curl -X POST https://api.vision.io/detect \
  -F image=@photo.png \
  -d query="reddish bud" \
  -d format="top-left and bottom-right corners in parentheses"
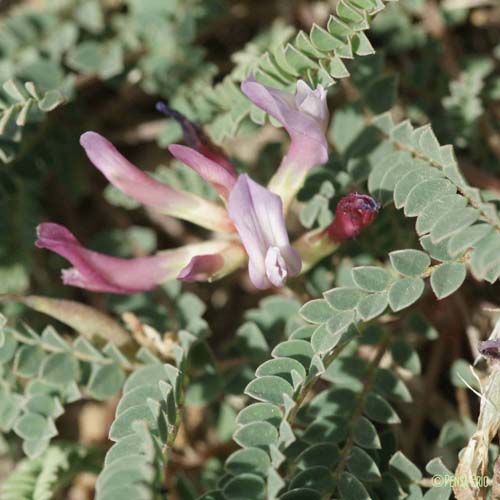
top-left (328, 193), bottom-right (380, 242)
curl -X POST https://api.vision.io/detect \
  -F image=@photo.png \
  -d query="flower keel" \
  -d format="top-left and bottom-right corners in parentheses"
top-left (228, 175), bottom-right (301, 289)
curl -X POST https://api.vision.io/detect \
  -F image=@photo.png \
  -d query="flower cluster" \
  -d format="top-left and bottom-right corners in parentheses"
top-left (36, 78), bottom-right (379, 293)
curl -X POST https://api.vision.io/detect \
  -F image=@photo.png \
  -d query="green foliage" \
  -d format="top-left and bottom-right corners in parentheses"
top-left (0, 79), bottom-right (65, 163)
top-left (0, 0), bottom-right (224, 165)
top-left (368, 113), bottom-right (500, 283)
top-left (2, 444), bottom-right (99, 500)
top-left (203, 251), bottom-right (473, 498)
top-left (0, 0), bottom-right (499, 498)
top-left (183, 0), bottom-right (397, 142)
top-left (0, 319), bottom-right (126, 458)
top-left (442, 58), bottom-right (495, 149)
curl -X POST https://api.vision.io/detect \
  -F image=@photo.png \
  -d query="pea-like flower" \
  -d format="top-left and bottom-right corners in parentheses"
top-left (228, 175), bottom-right (301, 289)
top-left (79, 132), bottom-right (234, 232)
top-left (36, 223), bottom-right (244, 293)
top-left (241, 76), bottom-right (329, 212)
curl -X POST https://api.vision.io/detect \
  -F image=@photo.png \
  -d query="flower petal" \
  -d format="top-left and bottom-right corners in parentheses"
top-left (169, 144), bottom-right (237, 200)
top-left (177, 242), bottom-right (247, 283)
top-left (36, 223), bottom-right (167, 293)
top-left (36, 223), bottom-right (236, 294)
top-left (265, 246), bottom-right (288, 287)
top-left (80, 132), bottom-right (233, 232)
top-left (227, 175), bottom-right (301, 289)
top-left (241, 76), bottom-right (328, 163)
top-left (177, 255), bottom-right (224, 282)
top-left (241, 77), bottom-right (329, 213)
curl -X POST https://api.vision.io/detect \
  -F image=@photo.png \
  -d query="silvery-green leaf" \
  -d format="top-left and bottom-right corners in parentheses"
top-left (389, 451), bottom-right (423, 481)
top-left (388, 277), bottom-right (425, 312)
top-left (324, 287), bottom-right (365, 310)
top-left (352, 416), bottom-right (381, 449)
top-left (352, 266), bottom-right (391, 292)
top-left (357, 292), bottom-right (388, 321)
top-left (430, 262), bottom-right (466, 299)
top-left (299, 299), bottom-right (334, 323)
top-left (271, 340), bottom-right (314, 369)
top-left (245, 376), bottom-right (294, 405)
top-left (256, 358), bottom-right (306, 386)
top-left (346, 446), bottom-right (381, 481)
top-left (389, 250), bottom-right (430, 277)
top-left (225, 447), bottom-right (271, 477)
top-left (363, 393), bottom-right (400, 424)
top-left (237, 403), bottom-right (282, 428)
top-left (337, 472), bottom-right (370, 500)
top-left (233, 421), bottom-right (279, 449)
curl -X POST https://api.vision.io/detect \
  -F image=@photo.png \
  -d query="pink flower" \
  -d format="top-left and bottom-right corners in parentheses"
top-left (227, 175), bottom-right (301, 289)
top-left (168, 145), bottom-right (236, 200)
top-left (156, 102), bottom-right (236, 176)
top-left (36, 223), bottom-right (244, 294)
top-left (41, 125), bottom-right (300, 292)
top-left (37, 91), bottom-right (372, 295)
top-left (241, 77), bottom-right (329, 212)
top-left (80, 132), bottom-right (234, 233)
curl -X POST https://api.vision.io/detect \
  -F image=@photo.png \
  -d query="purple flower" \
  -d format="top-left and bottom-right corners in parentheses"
top-left (228, 174), bottom-right (301, 289)
top-left (40, 126), bottom-right (303, 293)
top-left (241, 77), bottom-right (329, 211)
top-left (328, 193), bottom-right (380, 242)
top-left (80, 132), bottom-right (234, 233)
top-left (36, 223), bottom-right (244, 293)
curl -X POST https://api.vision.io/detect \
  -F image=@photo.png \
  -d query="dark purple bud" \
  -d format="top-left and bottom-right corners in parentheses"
top-left (156, 101), bottom-right (235, 175)
top-left (328, 193), bottom-right (380, 242)
top-left (156, 101), bottom-right (203, 149)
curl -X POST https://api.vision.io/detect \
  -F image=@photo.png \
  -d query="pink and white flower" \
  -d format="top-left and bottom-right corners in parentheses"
top-left (80, 132), bottom-right (234, 233)
top-left (228, 175), bottom-right (301, 289)
top-left (36, 223), bottom-right (244, 294)
top-left (241, 77), bottom-right (329, 212)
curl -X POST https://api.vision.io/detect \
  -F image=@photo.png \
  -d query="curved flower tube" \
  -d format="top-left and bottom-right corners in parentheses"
top-left (228, 174), bottom-right (301, 289)
top-left (36, 223), bottom-right (244, 294)
top-left (241, 76), bottom-right (329, 212)
top-left (80, 132), bottom-right (234, 233)
top-left (168, 144), bottom-right (237, 201)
